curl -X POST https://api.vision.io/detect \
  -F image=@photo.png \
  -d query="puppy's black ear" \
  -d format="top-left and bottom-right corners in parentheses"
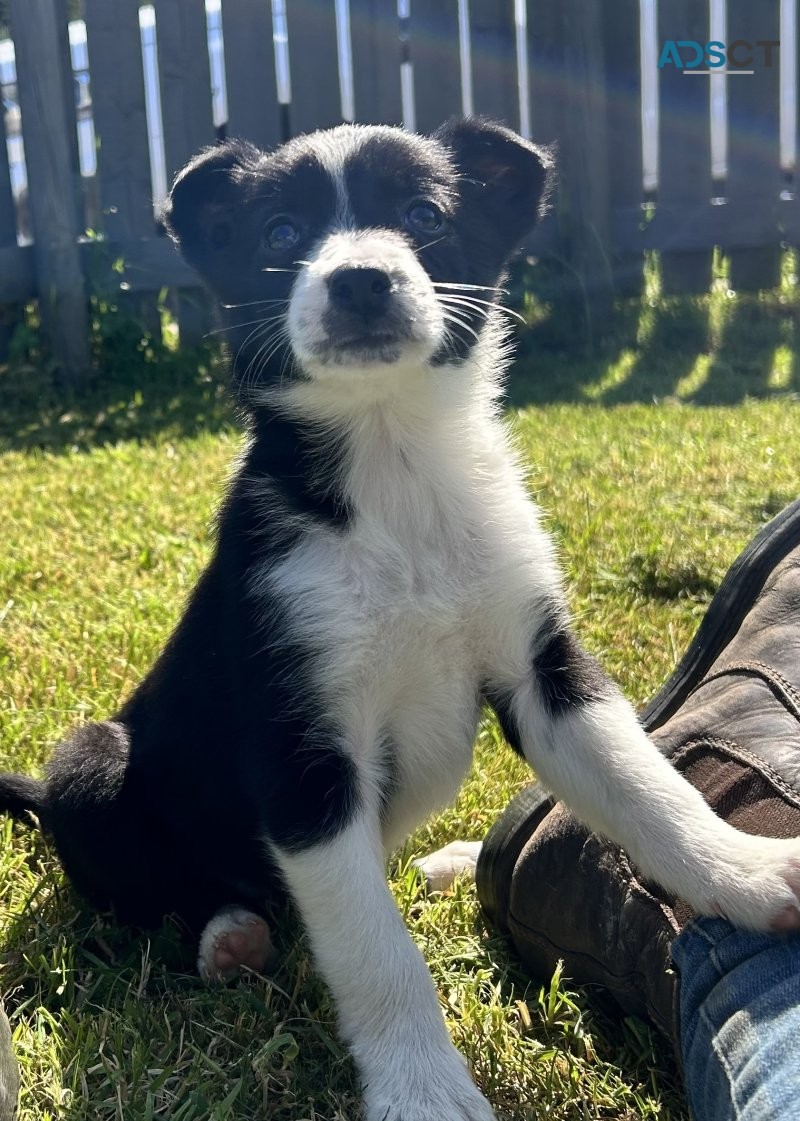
top-left (161, 138), bottom-right (262, 268)
top-left (433, 117), bottom-right (554, 250)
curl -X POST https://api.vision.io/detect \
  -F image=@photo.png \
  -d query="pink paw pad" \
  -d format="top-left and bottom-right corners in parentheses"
top-left (198, 908), bottom-right (275, 983)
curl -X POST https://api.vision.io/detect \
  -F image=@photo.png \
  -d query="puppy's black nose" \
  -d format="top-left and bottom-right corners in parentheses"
top-left (328, 266), bottom-right (392, 320)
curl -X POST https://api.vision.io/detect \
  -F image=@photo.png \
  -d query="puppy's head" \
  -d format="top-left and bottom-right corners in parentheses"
top-left (163, 119), bottom-right (552, 397)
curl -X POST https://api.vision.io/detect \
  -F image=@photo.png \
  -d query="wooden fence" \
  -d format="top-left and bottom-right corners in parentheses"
top-left (0, 0), bottom-right (797, 381)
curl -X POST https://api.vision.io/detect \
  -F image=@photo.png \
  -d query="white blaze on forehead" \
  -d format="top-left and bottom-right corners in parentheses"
top-left (301, 123), bottom-right (452, 234)
top-left (323, 159), bottom-right (354, 230)
top-left (308, 126), bottom-right (368, 230)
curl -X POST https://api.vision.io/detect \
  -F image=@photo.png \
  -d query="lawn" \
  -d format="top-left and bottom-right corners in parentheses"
top-left (1, 278), bottom-right (799, 1120)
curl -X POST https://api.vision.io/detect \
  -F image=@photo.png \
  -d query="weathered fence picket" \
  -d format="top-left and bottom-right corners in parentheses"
top-left (725, 0), bottom-right (783, 292)
top-left (0, 0), bottom-right (796, 373)
top-left (604, 0), bottom-right (645, 298)
top-left (350, 0), bottom-right (404, 127)
top-left (285, 1), bottom-right (342, 134)
top-left (9, 0), bottom-right (90, 383)
top-left (657, 0), bottom-right (714, 295)
top-left (0, 17), bottom-right (20, 357)
top-left (409, 1), bottom-right (462, 133)
top-left (86, 0), bottom-right (154, 245)
top-left (470, 1), bottom-right (519, 130)
top-left (222, 2), bottom-right (283, 149)
top-left (85, 0), bottom-right (162, 340)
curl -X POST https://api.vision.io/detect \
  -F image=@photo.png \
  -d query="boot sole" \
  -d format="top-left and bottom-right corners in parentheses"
top-left (475, 781), bottom-right (554, 935)
top-left (640, 496), bottom-right (800, 734)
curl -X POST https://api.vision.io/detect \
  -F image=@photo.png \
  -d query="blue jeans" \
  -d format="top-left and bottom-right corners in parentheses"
top-left (674, 918), bottom-right (800, 1121)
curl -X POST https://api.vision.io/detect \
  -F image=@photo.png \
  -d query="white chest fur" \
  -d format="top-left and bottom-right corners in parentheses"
top-left (255, 369), bottom-right (560, 848)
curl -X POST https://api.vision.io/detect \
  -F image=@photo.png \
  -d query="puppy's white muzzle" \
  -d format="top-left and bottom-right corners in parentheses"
top-left (287, 230), bottom-right (446, 374)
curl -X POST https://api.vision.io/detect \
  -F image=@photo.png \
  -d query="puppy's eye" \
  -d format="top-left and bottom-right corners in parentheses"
top-left (404, 201), bottom-right (444, 235)
top-left (264, 217), bottom-right (300, 252)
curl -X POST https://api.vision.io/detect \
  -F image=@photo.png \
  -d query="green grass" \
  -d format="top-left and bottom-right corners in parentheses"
top-left (2, 283), bottom-right (799, 1120)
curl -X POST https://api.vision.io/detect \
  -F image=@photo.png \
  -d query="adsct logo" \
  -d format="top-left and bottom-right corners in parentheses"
top-left (658, 39), bottom-right (779, 74)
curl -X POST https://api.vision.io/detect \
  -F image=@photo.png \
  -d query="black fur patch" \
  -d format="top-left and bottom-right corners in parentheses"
top-left (483, 687), bottom-right (524, 757)
top-left (256, 723), bottom-right (362, 852)
top-left (0, 772), bottom-right (45, 818)
top-left (244, 409), bottom-right (350, 531)
top-left (376, 737), bottom-right (400, 825)
top-left (534, 629), bottom-right (609, 718)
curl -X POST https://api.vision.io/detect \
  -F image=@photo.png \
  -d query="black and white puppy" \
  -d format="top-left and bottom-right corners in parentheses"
top-left (4, 119), bottom-right (800, 1121)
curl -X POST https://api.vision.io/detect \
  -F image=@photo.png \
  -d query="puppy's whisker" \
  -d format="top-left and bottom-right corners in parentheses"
top-left (432, 282), bottom-right (508, 294)
top-left (237, 319), bottom-right (278, 352)
top-left (233, 322), bottom-right (270, 372)
top-left (437, 297), bottom-right (489, 324)
top-left (413, 235), bottom-right (447, 255)
top-left (248, 322), bottom-right (286, 378)
top-left (492, 306), bottom-right (527, 326)
top-left (245, 326), bottom-right (292, 397)
top-left (440, 310), bottom-right (481, 345)
top-left (276, 343), bottom-right (295, 391)
top-left (436, 294), bottom-right (493, 311)
top-left (253, 332), bottom-right (292, 399)
top-left (235, 320), bottom-right (280, 387)
top-left (261, 267), bottom-right (301, 274)
top-left (437, 295), bottom-right (489, 315)
top-left (222, 298), bottom-right (290, 309)
top-left (257, 329), bottom-right (291, 379)
top-left (206, 313), bottom-right (287, 337)
top-left (439, 323), bottom-right (460, 361)
top-left (438, 293), bottom-right (527, 326)
top-left (439, 309), bottom-right (488, 332)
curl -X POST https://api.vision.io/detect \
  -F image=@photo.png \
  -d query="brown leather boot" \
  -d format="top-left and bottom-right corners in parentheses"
top-left (476, 498), bottom-right (800, 1040)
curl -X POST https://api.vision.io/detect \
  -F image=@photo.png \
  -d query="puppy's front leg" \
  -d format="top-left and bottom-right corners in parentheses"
top-left (271, 812), bottom-right (495, 1121)
top-left (486, 612), bottom-right (800, 932)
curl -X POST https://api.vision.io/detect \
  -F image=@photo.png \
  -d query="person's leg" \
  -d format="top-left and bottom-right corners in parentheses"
top-left (675, 918), bottom-right (800, 1121)
top-left (472, 498), bottom-right (800, 1117)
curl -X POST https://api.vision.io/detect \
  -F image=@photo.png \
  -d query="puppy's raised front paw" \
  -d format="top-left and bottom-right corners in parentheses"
top-left (197, 906), bottom-right (274, 983)
top-left (708, 836), bottom-right (800, 933)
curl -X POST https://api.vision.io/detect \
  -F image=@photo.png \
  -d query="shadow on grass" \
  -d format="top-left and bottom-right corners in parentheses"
top-left (507, 264), bottom-right (800, 408)
top-left (0, 308), bottom-right (236, 455)
top-left (690, 291), bottom-right (797, 404)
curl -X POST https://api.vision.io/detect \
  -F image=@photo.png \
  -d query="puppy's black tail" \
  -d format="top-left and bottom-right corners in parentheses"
top-left (0, 772), bottom-right (47, 825)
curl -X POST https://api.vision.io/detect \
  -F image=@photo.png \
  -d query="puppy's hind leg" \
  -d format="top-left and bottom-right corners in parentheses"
top-left (413, 841), bottom-right (483, 891)
top-left (45, 721), bottom-right (219, 932)
top-left (197, 906), bottom-right (275, 983)
top-left (44, 721), bottom-right (161, 922)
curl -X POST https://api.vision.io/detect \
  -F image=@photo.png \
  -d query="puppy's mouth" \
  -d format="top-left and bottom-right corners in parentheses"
top-left (315, 317), bottom-right (414, 365)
